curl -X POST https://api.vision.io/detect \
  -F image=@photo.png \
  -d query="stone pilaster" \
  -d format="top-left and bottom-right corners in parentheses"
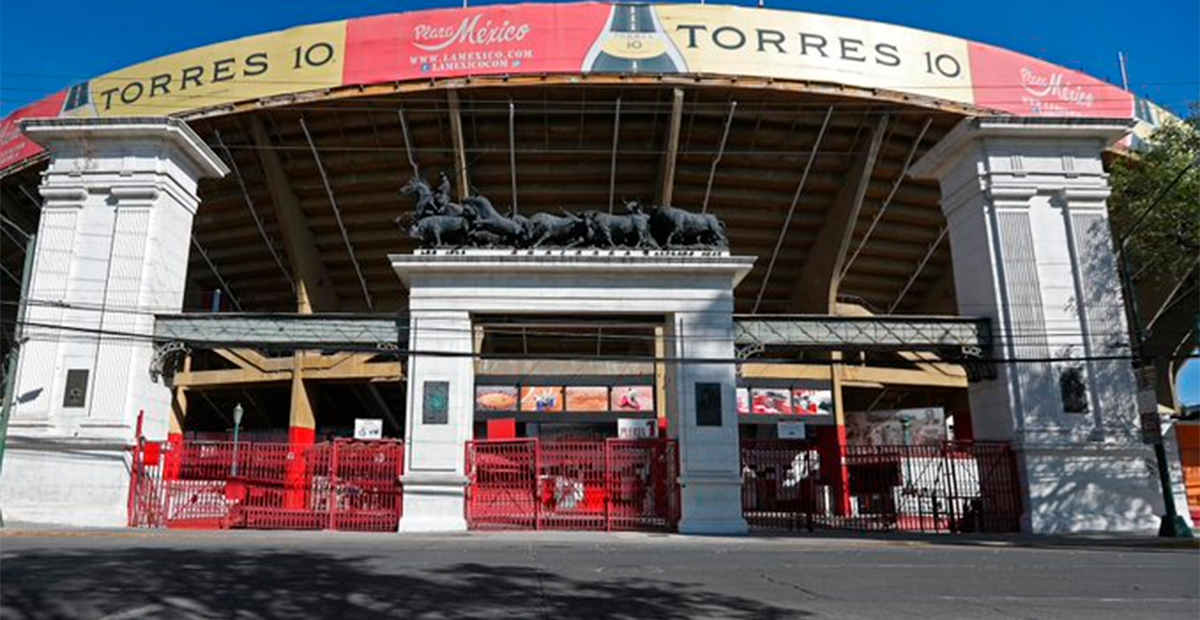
top-left (911, 117), bottom-right (1191, 534)
top-left (1, 118), bottom-right (227, 526)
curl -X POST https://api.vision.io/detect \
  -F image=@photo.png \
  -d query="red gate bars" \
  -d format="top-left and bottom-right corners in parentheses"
top-left (465, 438), bottom-right (680, 532)
top-left (128, 437), bottom-right (404, 532)
top-left (740, 439), bottom-right (1022, 533)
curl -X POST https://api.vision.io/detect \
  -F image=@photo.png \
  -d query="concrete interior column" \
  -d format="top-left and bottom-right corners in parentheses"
top-left (0, 117), bottom-right (227, 526)
top-left (910, 117), bottom-right (1193, 534)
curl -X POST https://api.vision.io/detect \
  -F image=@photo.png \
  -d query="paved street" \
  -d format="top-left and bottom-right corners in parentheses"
top-left (1, 529), bottom-right (1197, 619)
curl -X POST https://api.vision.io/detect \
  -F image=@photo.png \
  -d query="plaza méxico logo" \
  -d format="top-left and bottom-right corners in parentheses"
top-left (1018, 66), bottom-right (1096, 115)
top-left (407, 12), bottom-right (536, 73)
top-left (411, 13), bottom-right (533, 52)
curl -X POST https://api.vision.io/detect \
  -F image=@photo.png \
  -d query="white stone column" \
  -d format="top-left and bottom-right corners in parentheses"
top-left (911, 117), bottom-right (1191, 534)
top-left (398, 309), bottom-right (473, 532)
top-left (668, 302), bottom-right (748, 534)
top-left (1, 118), bottom-right (227, 526)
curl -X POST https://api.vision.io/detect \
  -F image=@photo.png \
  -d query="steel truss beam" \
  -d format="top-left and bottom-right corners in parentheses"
top-left (153, 313), bottom-right (993, 380)
top-left (735, 315), bottom-right (995, 381)
top-left (154, 314), bottom-right (404, 350)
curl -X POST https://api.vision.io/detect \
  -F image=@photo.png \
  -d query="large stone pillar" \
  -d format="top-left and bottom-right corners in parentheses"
top-left (1, 118), bottom-right (227, 526)
top-left (911, 117), bottom-right (1191, 534)
top-left (397, 308), bottom-right (474, 532)
top-left (666, 292), bottom-right (749, 534)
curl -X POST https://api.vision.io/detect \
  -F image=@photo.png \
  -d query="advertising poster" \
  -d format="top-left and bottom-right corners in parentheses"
top-left (343, 3), bottom-right (611, 85)
top-left (61, 21), bottom-right (348, 119)
top-left (751, 388), bottom-right (792, 415)
top-left (521, 386), bottom-right (564, 412)
top-left (967, 42), bottom-right (1132, 118)
top-left (655, 4), bottom-right (976, 105)
top-left (565, 386), bottom-right (610, 412)
top-left (475, 386), bottom-right (518, 411)
top-left (0, 3), bottom-right (1159, 173)
top-left (792, 389), bottom-right (833, 416)
top-left (845, 407), bottom-right (946, 446)
top-left (736, 388), bottom-right (750, 415)
top-left (611, 386), bottom-right (654, 413)
top-left (0, 90), bottom-right (65, 170)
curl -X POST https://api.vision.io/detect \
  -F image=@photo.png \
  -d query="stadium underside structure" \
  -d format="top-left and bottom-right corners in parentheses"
top-left (0, 2), bottom-right (1194, 534)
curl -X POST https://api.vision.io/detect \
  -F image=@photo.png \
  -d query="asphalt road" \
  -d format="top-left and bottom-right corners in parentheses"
top-left (1, 530), bottom-right (1197, 619)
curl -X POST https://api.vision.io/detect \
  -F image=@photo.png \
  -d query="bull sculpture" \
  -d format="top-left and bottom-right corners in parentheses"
top-left (400, 171), bottom-right (728, 250)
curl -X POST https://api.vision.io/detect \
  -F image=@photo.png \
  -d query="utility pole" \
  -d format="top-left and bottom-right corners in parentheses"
top-left (1119, 235), bottom-right (1194, 539)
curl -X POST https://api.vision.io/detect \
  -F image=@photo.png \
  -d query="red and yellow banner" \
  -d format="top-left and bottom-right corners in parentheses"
top-left (0, 2), bottom-right (1144, 172)
top-left (344, 3), bottom-right (610, 84)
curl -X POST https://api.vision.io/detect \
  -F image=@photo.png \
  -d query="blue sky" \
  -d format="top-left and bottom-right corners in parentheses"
top-left (1, 0), bottom-right (1197, 403)
top-left (1180, 360), bottom-right (1199, 406)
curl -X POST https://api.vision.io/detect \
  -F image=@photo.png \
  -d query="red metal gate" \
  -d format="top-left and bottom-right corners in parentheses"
top-left (129, 437), bottom-right (404, 532)
top-left (465, 438), bottom-right (679, 531)
top-left (740, 440), bottom-right (1022, 534)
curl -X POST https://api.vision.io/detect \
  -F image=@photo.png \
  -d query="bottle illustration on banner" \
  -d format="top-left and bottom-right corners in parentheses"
top-left (583, 4), bottom-right (686, 74)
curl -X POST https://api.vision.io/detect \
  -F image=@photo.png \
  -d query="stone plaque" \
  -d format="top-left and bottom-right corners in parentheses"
top-left (695, 382), bottom-right (723, 427)
top-left (422, 381), bottom-right (450, 425)
top-left (63, 369), bottom-right (89, 408)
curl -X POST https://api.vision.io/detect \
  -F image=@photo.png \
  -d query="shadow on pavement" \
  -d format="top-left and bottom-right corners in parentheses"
top-left (742, 530), bottom-right (1199, 553)
top-left (0, 547), bottom-right (810, 619)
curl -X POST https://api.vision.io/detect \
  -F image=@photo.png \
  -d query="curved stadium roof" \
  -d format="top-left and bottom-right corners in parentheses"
top-left (0, 2), bottom-right (1169, 317)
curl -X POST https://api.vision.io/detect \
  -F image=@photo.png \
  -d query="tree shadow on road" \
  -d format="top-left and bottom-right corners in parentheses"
top-left (1, 546), bottom-right (810, 619)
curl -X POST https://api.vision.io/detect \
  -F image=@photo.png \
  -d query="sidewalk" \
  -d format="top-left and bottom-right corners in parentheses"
top-left (3, 520), bottom-right (1197, 551)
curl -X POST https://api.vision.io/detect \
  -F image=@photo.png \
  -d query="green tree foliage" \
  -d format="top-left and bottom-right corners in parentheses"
top-left (1107, 105), bottom-right (1200, 281)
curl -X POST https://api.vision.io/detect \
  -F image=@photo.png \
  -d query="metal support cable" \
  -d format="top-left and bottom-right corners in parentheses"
top-left (888, 225), bottom-right (948, 314)
top-left (608, 97), bottom-right (622, 214)
top-left (0, 214), bottom-right (30, 240)
top-left (509, 100), bottom-right (518, 214)
top-left (396, 107), bottom-right (420, 177)
top-left (16, 185), bottom-right (41, 210)
top-left (0, 222), bottom-right (28, 250)
top-left (213, 130), bottom-right (296, 296)
top-left (190, 235), bottom-right (244, 312)
top-left (700, 101), bottom-right (737, 213)
top-left (841, 116), bottom-right (933, 280)
top-left (752, 106), bottom-right (834, 314)
top-left (299, 115), bottom-right (374, 310)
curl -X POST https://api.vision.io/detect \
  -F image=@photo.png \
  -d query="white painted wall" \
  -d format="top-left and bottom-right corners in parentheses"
top-left (0, 119), bottom-right (226, 527)
top-left (911, 118), bottom-right (1193, 534)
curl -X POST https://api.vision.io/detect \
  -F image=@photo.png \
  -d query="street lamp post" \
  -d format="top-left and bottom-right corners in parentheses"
top-left (230, 403), bottom-right (244, 477)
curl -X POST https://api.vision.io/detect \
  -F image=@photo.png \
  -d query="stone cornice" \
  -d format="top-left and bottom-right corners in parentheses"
top-left (910, 116), bottom-right (1134, 182)
top-left (20, 117), bottom-right (229, 179)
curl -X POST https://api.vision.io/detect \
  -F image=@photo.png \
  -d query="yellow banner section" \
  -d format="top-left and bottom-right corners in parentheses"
top-left (655, 5), bottom-right (975, 106)
top-left (62, 21), bottom-right (347, 118)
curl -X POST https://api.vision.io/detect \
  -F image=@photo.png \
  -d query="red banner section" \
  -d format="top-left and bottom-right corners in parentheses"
top-left (343, 3), bottom-right (611, 85)
top-left (968, 42), bottom-right (1132, 118)
top-left (0, 91), bottom-right (65, 171)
